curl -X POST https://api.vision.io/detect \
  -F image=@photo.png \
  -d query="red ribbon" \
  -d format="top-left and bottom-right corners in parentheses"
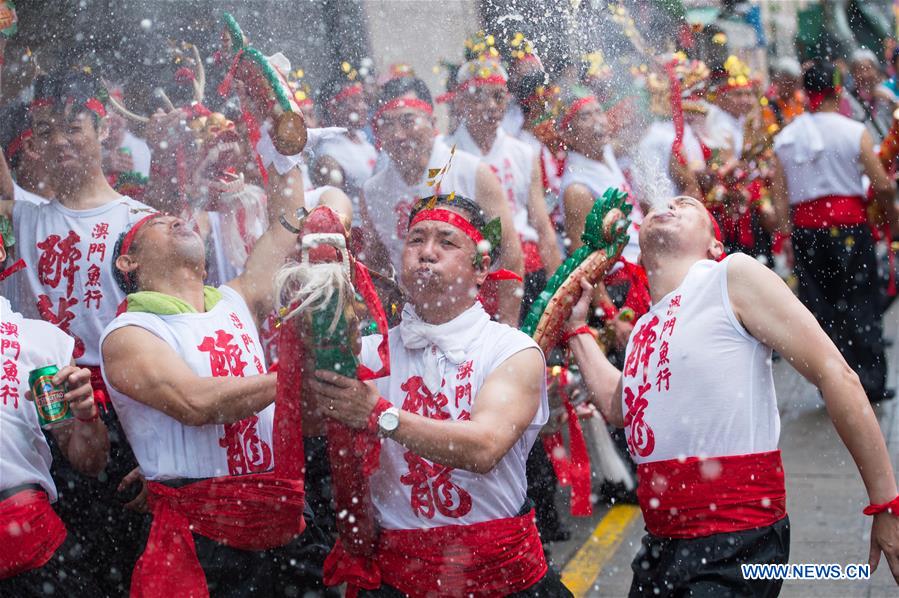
top-left (410, 208), bottom-right (484, 245)
top-left (542, 367), bottom-right (593, 517)
top-left (118, 213), bottom-right (163, 288)
top-left (0, 259), bottom-right (25, 284)
top-left (665, 60), bottom-right (686, 166)
top-left (863, 494), bottom-right (899, 516)
top-left (372, 97), bottom-right (433, 128)
top-left (217, 49), bottom-right (244, 98)
top-left (436, 75), bottom-right (509, 104)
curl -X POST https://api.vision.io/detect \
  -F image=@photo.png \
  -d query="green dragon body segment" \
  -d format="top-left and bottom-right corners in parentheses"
top-left (521, 188), bottom-right (632, 353)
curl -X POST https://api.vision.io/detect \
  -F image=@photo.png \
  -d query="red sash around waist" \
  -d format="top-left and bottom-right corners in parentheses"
top-left (86, 365), bottom-right (110, 412)
top-left (791, 195), bottom-right (867, 228)
top-left (130, 473), bottom-right (306, 598)
top-left (325, 510), bottom-right (547, 597)
top-left (637, 450), bottom-right (787, 539)
top-left (0, 489), bottom-right (66, 580)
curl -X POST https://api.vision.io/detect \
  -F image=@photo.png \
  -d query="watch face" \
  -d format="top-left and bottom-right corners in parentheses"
top-left (379, 410), bottom-right (400, 432)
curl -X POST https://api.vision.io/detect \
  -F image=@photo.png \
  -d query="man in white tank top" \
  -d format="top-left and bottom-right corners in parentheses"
top-left (447, 58), bottom-right (562, 303)
top-left (309, 194), bottom-right (572, 596)
top-left (99, 153), bottom-right (343, 594)
top-left (360, 76), bottom-right (525, 325)
top-left (0, 69), bottom-right (156, 594)
top-left (0, 229), bottom-right (108, 595)
top-left (772, 60), bottom-right (898, 403)
top-left (565, 195), bottom-right (899, 595)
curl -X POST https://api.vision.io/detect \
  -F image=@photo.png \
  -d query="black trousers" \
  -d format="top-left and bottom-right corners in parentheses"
top-left (45, 405), bottom-right (148, 597)
top-left (0, 524), bottom-right (93, 597)
top-left (629, 516), bottom-right (790, 598)
top-left (358, 565), bottom-right (573, 597)
top-left (175, 516), bottom-right (338, 598)
top-left (791, 226), bottom-right (887, 399)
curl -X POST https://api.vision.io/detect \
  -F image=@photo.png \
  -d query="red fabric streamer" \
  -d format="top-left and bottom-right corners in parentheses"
top-left (217, 49), bottom-right (244, 98)
top-left (0, 489), bottom-right (66, 580)
top-left (637, 450), bottom-right (786, 539)
top-left (0, 259), bottom-right (25, 284)
top-left (665, 60), bottom-right (686, 166)
top-left (326, 510), bottom-right (548, 597)
top-left (240, 108), bottom-right (268, 186)
top-left (541, 367), bottom-right (593, 517)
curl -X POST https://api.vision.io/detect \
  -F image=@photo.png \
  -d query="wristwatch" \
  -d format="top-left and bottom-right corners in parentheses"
top-left (377, 407), bottom-right (401, 438)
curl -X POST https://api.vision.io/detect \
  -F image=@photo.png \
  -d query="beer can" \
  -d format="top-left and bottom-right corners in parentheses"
top-left (28, 365), bottom-right (72, 429)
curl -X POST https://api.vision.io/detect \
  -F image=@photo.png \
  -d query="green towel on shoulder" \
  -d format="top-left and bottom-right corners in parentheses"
top-left (126, 286), bottom-right (223, 315)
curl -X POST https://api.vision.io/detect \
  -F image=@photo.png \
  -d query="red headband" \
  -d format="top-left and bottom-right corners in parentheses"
top-left (66, 97), bottom-right (107, 118)
top-left (372, 97), bottom-right (434, 127)
top-left (118, 213), bottom-right (162, 285)
top-left (329, 83), bottom-right (364, 106)
top-left (559, 96), bottom-right (596, 131)
top-left (436, 75), bottom-right (508, 104)
top-left (6, 129), bottom-right (32, 159)
top-left (28, 98), bottom-right (53, 112)
top-left (409, 208), bottom-right (484, 248)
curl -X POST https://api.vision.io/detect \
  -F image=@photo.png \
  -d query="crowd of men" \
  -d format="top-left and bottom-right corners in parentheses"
top-left (2, 19), bottom-right (899, 598)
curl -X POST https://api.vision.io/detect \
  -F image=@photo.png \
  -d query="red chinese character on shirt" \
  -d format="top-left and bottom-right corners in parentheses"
top-left (656, 368), bottom-right (671, 392)
top-left (36, 231), bottom-right (82, 296)
top-left (456, 360), bottom-right (474, 380)
top-left (0, 339), bottom-right (20, 360)
top-left (197, 330), bottom-right (248, 378)
top-left (0, 322), bottom-right (18, 336)
top-left (36, 295), bottom-right (84, 358)
top-left (623, 382), bottom-right (655, 457)
top-left (661, 318), bottom-right (677, 338)
top-left (2, 359), bottom-right (18, 383)
top-left (83, 289), bottom-right (103, 310)
top-left (229, 313), bottom-right (245, 330)
top-left (400, 376), bottom-right (450, 420)
top-left (92, 222), bottom-right (110, 240)
top-left (666, 295), bottom-right (682, 317)
top-left (253, 356), bottom-right (265, 375)
top-left (87, 243), bottom-right (106, 262)
top-left (658, 341), bottom-right (670, 368)
top-left (623, 315), bottom-right (659, 381)
top-left (0, 384), bottom-right (17, 409)
top-left (240, 333), bottom-right (256, 354)
top-left (85, 264), bottom-right (101, 287)
top-left (400, 451), bottom-right (472, 519)
top-left (219, 415), bottom-right (273, 475)
top-left (454, 382), bottom-right (472, 409)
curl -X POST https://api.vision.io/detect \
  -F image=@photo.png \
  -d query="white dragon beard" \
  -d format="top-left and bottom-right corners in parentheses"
top-left (274, 261), bottom-right (351, 334)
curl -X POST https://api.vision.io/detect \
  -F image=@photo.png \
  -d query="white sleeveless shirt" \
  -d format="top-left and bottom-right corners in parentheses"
top-left (362, 139), bottom-right (480, 270)
top-left (13, 196), bottom-right (154, 366)
top-left (774, 112), bottom-right (866, 204)
top-left (560, 148), bottom-right (643, 263)
top-left (620, 256), bottom-right (779, 464)
top-left (100, 285), bottom-right (275, 481)
top-left (360, 302), bottom-right (548, 530)
top-left (448, 124), bottom-right (539, 243)
top-left (315, 130), bottom-right (377, 199)
top-left (0, 296), bottom-right (75, 501)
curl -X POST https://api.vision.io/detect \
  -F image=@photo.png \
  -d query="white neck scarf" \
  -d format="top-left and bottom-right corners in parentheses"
top-left (399, 302), bottom-right (490, 393)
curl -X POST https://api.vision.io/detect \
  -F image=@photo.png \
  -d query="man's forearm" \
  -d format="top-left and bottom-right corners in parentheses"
top-left (390, 413), bottom-right (509, 474)
top-left (59, 418), bottom-right (109, 477)
top-left (821, 368), bottom-right (898, 504)
top-left (568, 335), bottom-right (624, 426)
